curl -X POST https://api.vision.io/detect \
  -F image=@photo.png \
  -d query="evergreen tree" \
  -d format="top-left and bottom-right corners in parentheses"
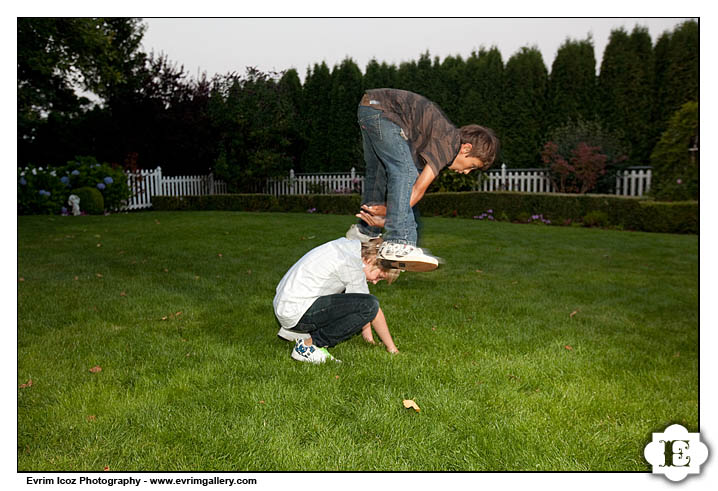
top-left (460, 48), bottom-right (504, 133)
top-left (653, 20), bottom-right (699, 142)
top-left (433, 54), bottom-right (465, 122)
top-left (502, 46), bottom-right (549, 167)
top-left (300, 62), bottom-right (333, 172)
top-left (278, 69), bottom-right (307, 172)
top-left (598, 26), bottom-right (655, 163)
top-left (363, 59), bottom-right (398, 90)
top-left (547, 37), bottom-right (597, 130)
top-left (328, 58), bottom-right (364, 171)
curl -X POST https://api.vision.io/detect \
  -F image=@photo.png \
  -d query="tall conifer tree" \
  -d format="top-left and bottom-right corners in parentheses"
top-left (502, 47), bottom-right (549, 167)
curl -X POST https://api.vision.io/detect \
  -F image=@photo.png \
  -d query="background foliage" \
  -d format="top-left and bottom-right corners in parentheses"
top-left (18, 18), bottom-right (698, 198)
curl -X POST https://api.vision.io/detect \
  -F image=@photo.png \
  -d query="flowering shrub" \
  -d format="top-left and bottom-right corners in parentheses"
top-left (473, 209), bottom-right (495, 221)
top-left (57, 156), bottom-right (130, 210)
top-left (18, 156), bottom-right (131, 215)
top-left (18, 166), bottom-right (68, 214)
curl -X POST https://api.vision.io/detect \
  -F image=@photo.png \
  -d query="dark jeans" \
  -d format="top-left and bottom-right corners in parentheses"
top-left (290, 293), bottom-right (380, 348)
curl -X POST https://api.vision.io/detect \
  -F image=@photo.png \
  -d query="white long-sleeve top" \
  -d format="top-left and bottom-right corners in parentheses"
top-left (273, 238), bottom-right (370, 328)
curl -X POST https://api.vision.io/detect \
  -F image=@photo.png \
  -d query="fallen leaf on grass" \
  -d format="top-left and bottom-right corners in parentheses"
top-left (218, 253), bottom-right (223, 258)
top-left (87, 415), bottom-right (96, 422)
top-left (74, 276), bottom-right (79, 281)
top-left (120, 291), bottom-right (127, 297)
top-left (19, 277), bottom-right (25, 282)
top-left (96, 243), bottom-right (102, 248)
top-left (565, 345), bottom-right (573, 351)
top-left (259, 400), bottom-right (265, 404)
top-left (403, 399), bottom-right (420, 412)
top-left (103, 466), bottom-right (110, 471)
top-left (89, 366), bottom-right (102, 373)
top-left (335, 375), bottom-right (340, 380)
top-left (569, 309), bottom-right (579, 318)
top-left (19, 379), bottom-right (33, 389)
top-left (475, 269), bottom-right (483, 273)
top-left (95, 273), bottom-right (103, 278)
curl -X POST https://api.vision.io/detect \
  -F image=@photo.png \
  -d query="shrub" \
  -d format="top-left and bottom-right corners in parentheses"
top-left (649, 101), bottom-right (699, 201)
top-left (71, 187), bottom-right (104, 215)
top-left (18, 166), bottom-right (67, 215)
top-left (153, 191), bottom-right (697, 234)
top-left (541, 141), bottom-right (608, 194)
top-left (582, 210), bottom-right (610, 228)
top-left (57, 156), bottom-right (131, 210)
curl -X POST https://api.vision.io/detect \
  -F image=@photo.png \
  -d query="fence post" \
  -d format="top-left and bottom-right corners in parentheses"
top-left (289, 169), bottom-right (295, 195)
top-left (501, 163), bottom-right (507, 191)
top-left (208, 172), bottom-right (215, 195)
top-left (645, 168), bottom-right (652, 195)
top-left (154, 166), bottom-right (163, 197)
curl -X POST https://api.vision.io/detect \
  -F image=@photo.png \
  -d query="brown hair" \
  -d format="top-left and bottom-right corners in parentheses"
top-left (459, 124), bottom-right (500, 168)
top-left (361, 238), bottom-right (400, 284)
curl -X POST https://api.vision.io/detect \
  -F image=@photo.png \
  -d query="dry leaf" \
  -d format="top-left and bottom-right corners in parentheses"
top-left (335, 375), bottom-right (340, 380)
top-left (96, 243), bottom-right (102, 248)
top-left (19, 277), bottom-right (25, 282)
top-left (163, 268), bottom-right (169, 273)
top-left (120, 292), bottom-right (127, 297)
top-left (96, 273), bottom-right (103, 278)
top-left (569, 310), bottom-right (579, 318)
top-left (89, 365), bottom-right (102, 373)
top-left (103, 466), bottom-right (110, 471)
top-left (74, 276), bottom-right (79, 281)
top-left (259, 400), bottom-right (265, 404)
top-left (218, 253), bottom-right (223, 258)
top-left (475, 269), bottom-right (483, 273)
top-left (403, 399), bottom-right (421, 412)
top-left (565, 345), bottom-right (573, 351)
top-left (19, 379), bottom-right (33, 389)
top-left (87, 415), bottom-right (96, 422)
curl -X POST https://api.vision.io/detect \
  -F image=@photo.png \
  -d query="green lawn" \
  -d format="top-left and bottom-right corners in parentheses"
top-left (17, 211), bottom-right (698, 471)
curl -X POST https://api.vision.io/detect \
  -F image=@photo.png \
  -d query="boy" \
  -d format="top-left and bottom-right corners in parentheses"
top-left (273, 237), bottom-right (400, 364)
top-left (346, 88), bottom-right (500, 271)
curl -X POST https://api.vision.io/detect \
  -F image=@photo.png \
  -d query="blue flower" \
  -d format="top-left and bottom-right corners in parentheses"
top-left (19, 177), bottom-right (27, 186)
top-left (38, 189), bottom-right (51, 197)
top-left (104, 176), bottom-right (114, 185)
top-left (60, 176), bottom-right (70, 185)
top-left (97, 183), bottom-right (106, 190)
top-left (71, 170), bottom-right (80, 176)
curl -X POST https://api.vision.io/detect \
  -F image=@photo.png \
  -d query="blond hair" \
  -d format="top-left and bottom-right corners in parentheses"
top-left (361, 238), bottom-right (401, 284)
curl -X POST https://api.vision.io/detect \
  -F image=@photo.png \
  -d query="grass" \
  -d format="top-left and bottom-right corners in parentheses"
top-left (17, 211), bottom-right (698, 471)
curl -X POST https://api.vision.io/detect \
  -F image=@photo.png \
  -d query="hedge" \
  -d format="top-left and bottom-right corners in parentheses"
top-left (152, 192), bottom-right (698, 234)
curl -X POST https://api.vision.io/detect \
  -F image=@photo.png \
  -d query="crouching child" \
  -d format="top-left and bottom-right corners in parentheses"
top-left (273, 237), bottom-right (400, 363)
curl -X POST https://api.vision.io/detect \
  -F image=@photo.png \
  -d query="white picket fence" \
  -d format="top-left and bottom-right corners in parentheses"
top-left (122, 164), bottom-right (652, 210)
top-left (123, 166), bottom-right (227, 211)
top-left (479, 164), bottom-right (652, 196)
top-left (263, 169), bottom-right (364, 196)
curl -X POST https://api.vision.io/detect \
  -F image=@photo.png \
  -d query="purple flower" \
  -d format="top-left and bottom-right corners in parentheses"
top-left (676, 179), bottom-right (683, 185)
top-left (19, 177), bottom-right (27, 186)
top-left (71, 170), bottom-right (80, 176)
top-left (104, 176), bottom-right (114, 185)
top-left (61, 207), bottom-right (69, 216)
top-left (307, 207), bottom-right (317, 213)
top-left (487, 209), bottom-right (493, 214)
top-left (38, 189), bottom-right (50, 197)
top-left (97, 183), bottom-right (106, 190)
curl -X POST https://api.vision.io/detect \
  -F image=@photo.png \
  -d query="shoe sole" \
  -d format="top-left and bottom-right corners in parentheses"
top-left (277, 328), bottom-right (310, 342)
top-left (380, 258), bottom-right (439, 272)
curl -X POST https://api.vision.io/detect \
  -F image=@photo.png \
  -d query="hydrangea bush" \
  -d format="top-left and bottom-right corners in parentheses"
top-left (18, 156), bottom-right (131, 215)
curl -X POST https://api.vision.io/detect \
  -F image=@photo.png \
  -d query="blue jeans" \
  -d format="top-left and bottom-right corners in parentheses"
top-left (290, 293), bottom-right (380, 348)
top-left (357, 105), bottom-right (420, 246)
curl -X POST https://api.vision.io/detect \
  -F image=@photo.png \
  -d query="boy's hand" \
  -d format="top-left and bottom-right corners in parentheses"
top-left (361, 204), bottom-right (386, 216)
top-left (356, 209), bottom-right (385, 228)
top-left (387, 347), bottom-right (399, 354)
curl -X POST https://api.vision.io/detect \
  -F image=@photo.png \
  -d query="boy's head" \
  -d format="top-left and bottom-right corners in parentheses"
top-left (449, 125), bottom-right (500, 174)
top-left (361, 238), bottom-right (400, 284)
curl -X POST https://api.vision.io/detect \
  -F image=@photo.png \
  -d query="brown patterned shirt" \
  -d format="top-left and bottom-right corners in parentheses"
top-left (362, 88), bottom-right (461, 175)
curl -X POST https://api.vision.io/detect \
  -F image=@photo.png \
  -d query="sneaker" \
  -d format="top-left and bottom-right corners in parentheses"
top-left (378, 242), bottom-right (439, 272)
top-left (346, 224), bottom-right (380, 243)
top-left (277, 327), bottom-right (310, 342)
top-left (291, 339), bottom-right (342, 364)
